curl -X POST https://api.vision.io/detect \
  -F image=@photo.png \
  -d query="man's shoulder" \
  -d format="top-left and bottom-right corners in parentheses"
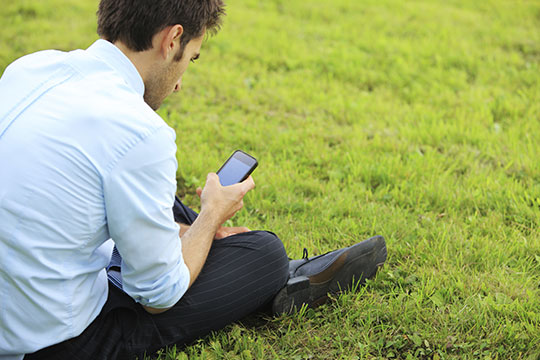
top-left (70, 80), bottom-right (168, 138)
top-left (2, 48), bottom-right (68, 76)
top-left (43, 48), bottom-right (169, 138)
top-left (1, 43), bottom-right (174, 167)
top-left (62, 46), bottom-right (166, 133)
top-left (0, 49), bottom-right (71, 113)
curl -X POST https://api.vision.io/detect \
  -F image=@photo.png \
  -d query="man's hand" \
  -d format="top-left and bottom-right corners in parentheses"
top-left (194, 174), bottom-right (254, 238)
top-left (215, 226), bottom-right (251, 239)
top-left (197, 173), bottom-right (255, 226)
top-left (178, 224), bottom-right (251, 239)
top-left (178, 223), bottom-right (191, 237)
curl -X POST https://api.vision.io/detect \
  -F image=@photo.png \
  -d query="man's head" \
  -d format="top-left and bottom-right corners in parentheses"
top-left (97, 0), bottom-right (225, 109)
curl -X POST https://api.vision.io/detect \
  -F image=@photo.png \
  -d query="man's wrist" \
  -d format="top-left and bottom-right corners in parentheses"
top-left (196, 209), bottom-right (222, 234)
top-left (177, 223), bottom-right (191, 237)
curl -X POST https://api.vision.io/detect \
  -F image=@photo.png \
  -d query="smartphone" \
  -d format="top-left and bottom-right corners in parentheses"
top-left (216, 150), bottom-right (258, 186)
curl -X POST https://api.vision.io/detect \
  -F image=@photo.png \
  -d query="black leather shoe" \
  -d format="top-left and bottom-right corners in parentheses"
top-left (272, 235), bottom-right (387, 315)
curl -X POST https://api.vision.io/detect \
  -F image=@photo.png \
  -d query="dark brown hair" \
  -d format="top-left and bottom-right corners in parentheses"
top-left (97, 0), bottom-right (225, 55)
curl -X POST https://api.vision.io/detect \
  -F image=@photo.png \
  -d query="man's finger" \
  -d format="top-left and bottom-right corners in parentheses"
top-left (206, 172), bottom-right (220, 185)
top-left (238, 175), bottom-right (255, 192)
top-left (215, 226), bottom-right (251, 239)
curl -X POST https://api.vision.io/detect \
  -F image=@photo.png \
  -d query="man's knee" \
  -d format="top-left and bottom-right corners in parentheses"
top-left (253, 230), bottom-right (287, 254)
top-left (253, 230), bottom-right (289, 284)
top-left (213, 230), bottom-right (289, 285)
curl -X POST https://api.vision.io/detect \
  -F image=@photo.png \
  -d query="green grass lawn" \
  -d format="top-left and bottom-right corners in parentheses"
top-left (1, 0), bottom-right (539, 358)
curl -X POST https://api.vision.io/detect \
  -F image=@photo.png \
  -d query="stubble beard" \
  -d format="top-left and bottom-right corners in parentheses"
top-left (143, 62), bottom-right (177, 111)
top-left (143, 77), bottom-right (167, 111)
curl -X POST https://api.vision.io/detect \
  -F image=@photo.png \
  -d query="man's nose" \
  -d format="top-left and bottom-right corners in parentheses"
top-left (174, 79), bottom-right (182, 92)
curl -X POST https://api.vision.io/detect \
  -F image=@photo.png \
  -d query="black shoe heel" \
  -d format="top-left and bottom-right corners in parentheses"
top-left (286, 276), bottom-right (309, 294)
top-left (272, 276), bottom-right (310, 315)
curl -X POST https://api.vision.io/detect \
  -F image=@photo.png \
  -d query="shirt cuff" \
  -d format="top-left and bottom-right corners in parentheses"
top-left (125, 254), bottom-right (191, 309)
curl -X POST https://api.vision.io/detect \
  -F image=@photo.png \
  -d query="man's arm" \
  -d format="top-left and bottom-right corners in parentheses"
top-left (178, 223), bottom-right (190, 237)
top-left (143, 222), bottom-right (249, 314)
top-left (143, 173), bottom-right (255, 314)
top-left (178, 223), bottom-right (250, 239)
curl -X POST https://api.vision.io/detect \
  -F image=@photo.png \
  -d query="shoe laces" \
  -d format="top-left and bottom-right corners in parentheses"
top-left (301, 247), bottom-right (333, 262)
top-left (287, 248), bottom-right (332, 262)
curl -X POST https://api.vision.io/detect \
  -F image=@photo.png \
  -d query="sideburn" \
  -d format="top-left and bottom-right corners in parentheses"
top-left (173, 36), bottom-right (190, 62)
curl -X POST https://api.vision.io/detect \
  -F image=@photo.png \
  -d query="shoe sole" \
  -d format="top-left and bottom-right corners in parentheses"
top-left (272, 235), bottom-right (387, 315)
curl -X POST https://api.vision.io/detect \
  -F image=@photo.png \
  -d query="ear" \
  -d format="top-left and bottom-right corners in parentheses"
top-left (159, 24), bottom-right (184, 60)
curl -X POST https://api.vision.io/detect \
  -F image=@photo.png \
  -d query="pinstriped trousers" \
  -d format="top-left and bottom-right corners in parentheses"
top-left (25, 197), bottom-right (290, 360)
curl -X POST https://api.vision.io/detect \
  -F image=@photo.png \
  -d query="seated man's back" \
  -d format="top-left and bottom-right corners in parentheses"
top-left (0, 40), bottom-right (187, 356)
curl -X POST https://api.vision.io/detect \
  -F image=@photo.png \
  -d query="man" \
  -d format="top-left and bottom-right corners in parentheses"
top-left (0, 1), bottom-right (387, 359)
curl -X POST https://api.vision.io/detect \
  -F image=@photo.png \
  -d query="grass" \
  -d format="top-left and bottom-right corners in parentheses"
top-left (1, 0), bottom-right (539, 358)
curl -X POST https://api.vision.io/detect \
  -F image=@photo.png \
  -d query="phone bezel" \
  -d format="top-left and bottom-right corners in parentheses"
top-left (216, 150), bottom-right (258, 185)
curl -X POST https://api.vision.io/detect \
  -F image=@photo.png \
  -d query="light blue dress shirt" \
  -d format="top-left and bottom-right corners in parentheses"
top-left (0, 40), bottom-right (190, 358)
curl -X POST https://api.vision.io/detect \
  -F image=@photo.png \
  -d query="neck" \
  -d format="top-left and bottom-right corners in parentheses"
top-left (112, 40), bottom-right (157, 85)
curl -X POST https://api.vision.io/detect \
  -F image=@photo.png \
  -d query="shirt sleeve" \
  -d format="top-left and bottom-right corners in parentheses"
top-left (102, 125), bottom-right (190, 309)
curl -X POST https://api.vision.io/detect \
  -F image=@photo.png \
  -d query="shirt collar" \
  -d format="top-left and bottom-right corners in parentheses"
top-left (86, 39), bottom-right (145, 96)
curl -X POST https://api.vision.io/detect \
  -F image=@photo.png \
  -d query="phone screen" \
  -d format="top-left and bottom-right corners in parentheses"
top-left (217, 150), bottom-right (258, 186)
top-left (218, 157), bottom-right (253, 186)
